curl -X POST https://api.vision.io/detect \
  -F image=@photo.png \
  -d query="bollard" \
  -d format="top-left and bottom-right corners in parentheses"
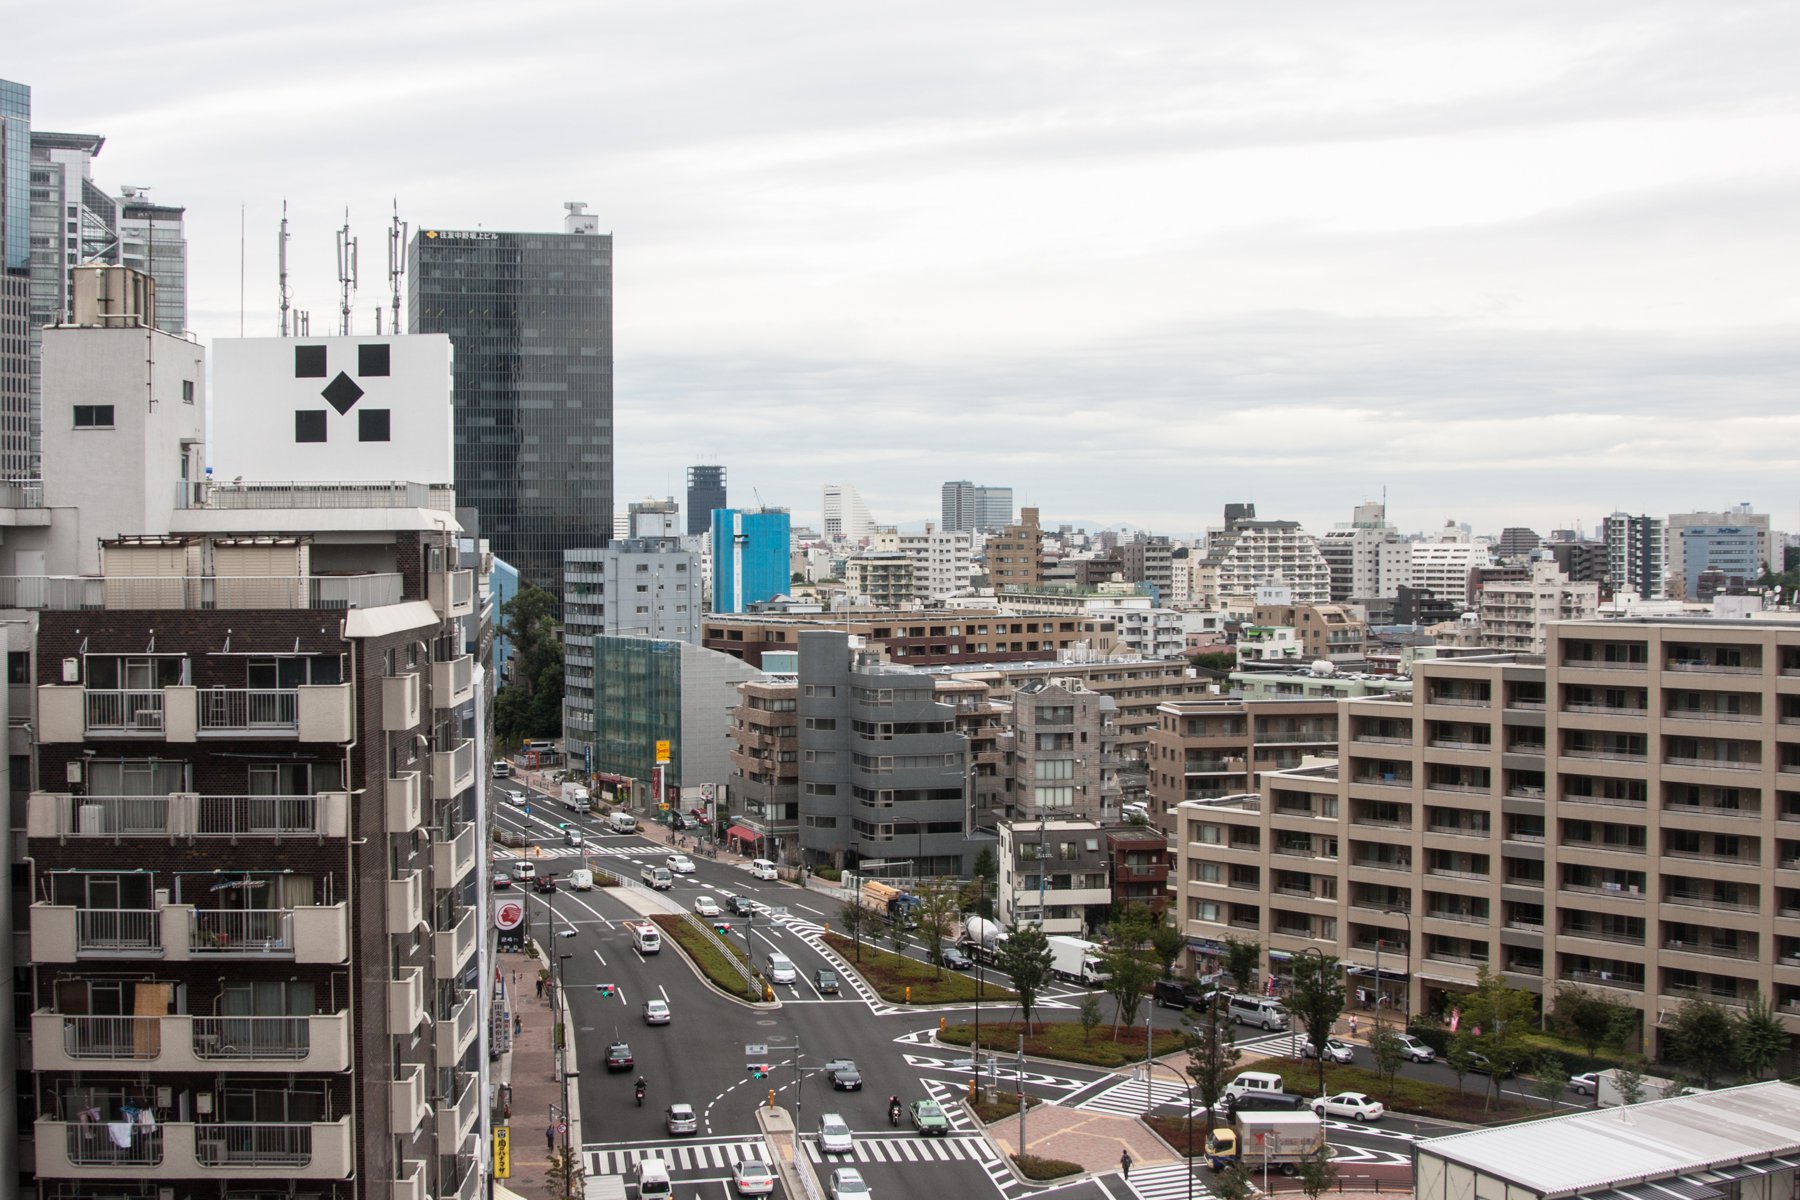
top-left (968, 1079), bottom-right (977, 1103)
top-left (939, 1017), bottom-right (946, 1033)
top-left (768, 1089), bottom-right (776, 1109)
top-left (905, 986), bottom-right (912, 1004)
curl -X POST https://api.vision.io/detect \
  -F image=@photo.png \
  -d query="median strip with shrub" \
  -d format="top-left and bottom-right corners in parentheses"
top-left (940, 1019), bottom-right (1186, 1069)
top-left (823, 933), bottom-right (1017, 1004)
top-left (651, 914), bottom-right (766, 1002)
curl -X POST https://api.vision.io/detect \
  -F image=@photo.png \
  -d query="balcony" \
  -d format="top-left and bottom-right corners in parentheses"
top-left (436, 1070), bottom-right (480, 1154)
top-left (1666, 755), bottom-right (1759, 772)
top-left (32, 1010), bottom-right (351, 1073)
top-left (191, 909), bottom-right (294, 955)
top-left (434, 905), bottom-right (479, 978)
top-left (392, 1159), bottom-right (428, 1200)
top-left (391, 1063), bottom-right (428, 1132)
top-left (1563, 969), bottom-right (1644, 992)
top-left (432, 738), bottom-right (475, 801)
top-left (386, 771), bottom-right (423, 833)
top-left (437, 991), bottom-right (479, 1062)
top-left (432, 654), bottom-right (475, 709)
top-left (0, 572), bottom-right (404, 611)
top-left (430, 568), bottom-right (475, 619)
top-left (34, 1116), bottom-right (354, 1179)
top-left (388, 871), bottom-right (424, 933)
top-left (1663, 939), bottom-right (1758, 961)
top-left (382, 672), bottom-right (422, 731)
top-left (1665, 659), bottom-right (1761, 676)
top-left (198, 688), bottom-right (299, 735)
top-left (389, 966), bottom-right (425, 1034)
top-left (29, 791), bottom-right (349, 840)
top-left (433, 821), bottom-right (478, 886)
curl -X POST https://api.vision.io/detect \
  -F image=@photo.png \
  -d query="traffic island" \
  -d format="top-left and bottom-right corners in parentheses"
top-left (822, 933), bottom-right (1017, 1004)
top-left (1013, 1153), bottom-right (1084, 1181)
top-left (1234, 1055), bottom-right (1536, 1123)
top-left (940, 1020), bottom-right (1187, 1069)
top-left (650, 914), bottom-right (770, 1003)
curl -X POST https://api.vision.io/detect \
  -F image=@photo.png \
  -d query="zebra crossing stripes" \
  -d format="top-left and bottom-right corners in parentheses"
top-left (583, 1137), bottom-right (767, 1176)
top-left (805, 1135), bottom-right (995, 1165)
top-left (1075, 1076), bottom-right (1196, 1117)
top-left (1125, 1161), bottom-right (1212, 1200)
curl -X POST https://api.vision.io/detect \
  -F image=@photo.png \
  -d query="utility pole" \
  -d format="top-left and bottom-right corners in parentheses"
top-left (1016, 1034), bottom-right (1027, 1157)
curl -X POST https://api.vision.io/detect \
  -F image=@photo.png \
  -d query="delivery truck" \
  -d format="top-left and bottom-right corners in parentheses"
top-left (1204, 1110), bottom-right (1325, 1174)
top-left (858, 879), bottom-right (922, 927)
top-left (1047, 935), bottom-right (1111, 986)
top-left (561, 783), bottom-right (593, 814)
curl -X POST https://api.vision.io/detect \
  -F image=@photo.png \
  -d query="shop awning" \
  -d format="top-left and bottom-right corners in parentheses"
top-left (726, 824), bottom-right (761, 844)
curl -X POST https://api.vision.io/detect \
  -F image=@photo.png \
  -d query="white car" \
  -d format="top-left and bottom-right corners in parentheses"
top-left (733, 1159), bottom-right (776, 1196)
top-left (693, 895), bottom-right (721, 918)
top-left (1312, 1091), bottom-right (1385, 1122)
top-left (818, 1112), bottom-right (853, 1155)
top-left (643, 999), bottom-right (671, 1025)
top-left (666, 853), bottom-right (696, 874)
top-left (503, 790), bottom-right (527, 807)
top-left (830, 1167), bottom-right (872, 1200)
top-left (765, 953), bottom-right (797, 985)
top-left (1569, 1072), bottom-right (1599, 1096)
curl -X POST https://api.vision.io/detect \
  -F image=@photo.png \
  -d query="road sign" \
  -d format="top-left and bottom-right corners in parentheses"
top-left (655, 740), bottom-right (671, 764)
top-left (492, 1126), bottom-right (510, 1178)
top-left (744, 1043), bottom-right (768, 1057)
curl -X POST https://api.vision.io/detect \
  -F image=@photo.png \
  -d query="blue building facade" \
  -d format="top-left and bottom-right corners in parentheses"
top-left (490, 555), bottom-right (521, 682)
top-left (711, 507), bottom-right (791, 613)
top-left (1676, 524), bottom-right (1762, 596)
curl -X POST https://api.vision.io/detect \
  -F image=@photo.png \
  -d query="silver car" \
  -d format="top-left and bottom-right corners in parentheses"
top-left (830, 1167), bottom-right (872, 1199)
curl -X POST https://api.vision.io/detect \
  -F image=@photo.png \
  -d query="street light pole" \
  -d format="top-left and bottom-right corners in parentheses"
top-left (1384, 907), bottom-right (1413, 1026)
top-left (555, 950), bottom-right (575, 1200)
top-left (1295, 946), bottom-right (1327, 1100)
top-left (1143, 1057), bottom-right (1199, 1200)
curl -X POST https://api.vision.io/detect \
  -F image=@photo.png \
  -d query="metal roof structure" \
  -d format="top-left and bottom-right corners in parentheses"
top-left (1417, 1082), bottom-right (1800, 1200)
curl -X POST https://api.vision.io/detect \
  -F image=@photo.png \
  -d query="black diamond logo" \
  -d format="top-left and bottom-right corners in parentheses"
top-left (321, 372), bottom-right (364, 415)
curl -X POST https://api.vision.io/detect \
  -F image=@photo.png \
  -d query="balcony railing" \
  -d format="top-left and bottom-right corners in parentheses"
top-left (1666, 755), bottom-right (1759, 772)
top-left (1665, 660), bottom-right (1761, 676)
top-left (1565, 969), bottom-right (1644, 991)
top-left (1663, 940), bottom-right (1758, 961)
top-left (0, 573), bottom-right (404, 611)
top-left (198, 688), bottom-right (298, 733)
top-left (196, 1122), bottom-right (317, 1167)
top-left (191, 909), bottom-right (294, 954)
top-left (1666, 708), bottom-right (1758, 723)
top-left (182, 479), bottom-right (455, 510)
top-left (191, 1015), bottom-right (312, 1059)
top-left (58, 1015), bottom-right (161, 1060)
top-left (1562, 791), bottom-right (1646, 809)
top-left (85, 689), bottom-right (165, 733)
top-left (39, 792), bottom-right (334, 838)
top-left (77, 908), bottom-right (161, 953)
top-left (1664, 892), bottom-right (1758, 912)
top-left (63, 1121), bottom-right (164, 1167)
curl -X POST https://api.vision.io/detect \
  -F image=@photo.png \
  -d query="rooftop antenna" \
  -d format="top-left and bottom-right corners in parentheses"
top-left (334, 209), bottom-right (358, 336)
top-left (278, 200), bottom-right (292, 337)
top-left (387, 199), bottom-right (408, 336)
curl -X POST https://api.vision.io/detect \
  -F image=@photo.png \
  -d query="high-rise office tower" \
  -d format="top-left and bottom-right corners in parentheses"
top-left (116, 185), bottom-right (187, 335)
top-left (409, 203), bottom-right (613, 597)
top-left (687, 464), bottom-right (726, 536)
top-left (973, 485), bottom-right (1013, 532)
top-left (821, 483), bottom-right (874, 541)
top-left (941, 480), bottom-right (1013, 533)
top-left (0, 81), bottom-right (30, 478)
top-left (942, 480), bottom-right (974, 532)
top-left (712, 507), bottom-right (791, 613)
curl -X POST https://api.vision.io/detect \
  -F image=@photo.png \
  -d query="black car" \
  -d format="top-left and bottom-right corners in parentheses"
top-left (814, 969), bottom-right (840, 995)
top-left (533, 874), bottom-right (558, 893)
top-left (605, 1042), bottom-right (634, 1072)
top-left (727, 894), bottom-right (757, 918)
top-left (823, 1059), bottom-right (862, 1091)
top-left (671, 813), bottom-right (690, 830)
top-left (1153, 979), bottom-right (1225, 1010)
top-left (940, 946), bottom-right (973, 971)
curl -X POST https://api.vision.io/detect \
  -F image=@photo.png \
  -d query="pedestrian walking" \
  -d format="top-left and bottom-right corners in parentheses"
top-left (1348, 1014), bottom-right (1358, 1038)
top-left (535, 976), bottom-right (545, 999)
top-left (546, 1125), bottom-right (555, 1152)
top-left (1120, 1149), bottom-right (1132, 1179)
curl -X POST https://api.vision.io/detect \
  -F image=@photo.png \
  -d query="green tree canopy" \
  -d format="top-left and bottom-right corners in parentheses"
top-left (495, 585), bottom-right (564, 742)
top-left (997, 923), bottom-right (1054, 1032)
top-left (1148, 910), bottom-right (1186, 979)
top-left (1184, 994), bottom-right (1242, 1136)
top-left (1289, 953), bottom-right (1346, 1096)
top-left (1734, 991), bottom-right (1788, 1080)
top-left (1666, 998), bottom-right (1736, 1089)
top-left (1221, 936), bottom-right (1262, 994)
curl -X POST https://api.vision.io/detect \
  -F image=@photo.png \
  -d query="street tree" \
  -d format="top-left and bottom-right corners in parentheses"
top-left (1460, 966), bottom-right (1537, 1109)
top-left (1185, 993), bottom-right (1241, 1136)
top-left (1733, 991), bottom-right (1788, 1080)
top-left (1221, 936), bottom-right (1262, 994)
top-left (1148, 910), bottom-right (1186, 978)
top-left (1368, 1027), bottom-right (1406, 1098)
top-left (914, 876), bottom-right (961, 978)
top-left (1533, 1052), bottom-right (1570, 1108)
top-left (1445, 1035), bottom-right (1477, 1096)
top-left (886, 912), bottom-right (914, 966)
top-left (1102, 906), bottom-right (1159, 1035)
top-left (1078, 992), bottom-right (1104, 1044)
top-left (1555, 985), bottom-right (1635, 1059)
top-left (997, 923), bottom-right (1054, 1033)
top-left (837, 900), bottom-right (867, 963)
top-left (544, 1144), bottom-right (586, 1198)
top-left (1295, 1147), bottom-right (1340, 1200)
top-left (1612, 1059), bottom-right (1648, 1105)
top-left (963, 848), bottom-right (999, 919)
top-left (1212, 1163), bottom-right (1253, 1200)
top-left (1666, 998), bottom-right (1736, 1089)
top-left (1289, 953), bottom-right (1346, 1096)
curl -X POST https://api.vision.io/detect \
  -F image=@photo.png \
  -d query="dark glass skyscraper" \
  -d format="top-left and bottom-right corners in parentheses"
top-left (0, 80), bottom-right (30, 477)
top-left (408, 204), bottom-right (613, 597)
top-left (686, 464), bottom-right (725, 535)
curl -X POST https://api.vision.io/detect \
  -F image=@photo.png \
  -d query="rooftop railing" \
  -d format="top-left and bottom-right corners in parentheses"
top-left (0, 573), bottom-right (403, 611)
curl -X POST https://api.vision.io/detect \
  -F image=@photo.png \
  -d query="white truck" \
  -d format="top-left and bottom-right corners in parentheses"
top-left (1047, 935), bottom-right (1111, 986)
top-left (561, 783), bottom-right (592, 814)
top-left (1596, 1067), bottom-right (1682, 1107)
top-left (1205, 1110), bottom-right (1325, 1174)
top-left (626, 920), bottom-right (661, 954)
top-left (960, 916), bottom-right (1007, 965)
top-left (640, 863), bottom-right (672, 890)
top-left (609, 811), bottom-right (638, 834)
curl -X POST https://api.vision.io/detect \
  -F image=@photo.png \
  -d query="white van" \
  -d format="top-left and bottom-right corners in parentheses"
top-left (609, 811), bottom-right (638, 835)
top-left (1228, 994), bottom-right (1289, 1031)
top-left (636, 1156), bottom-right (673, 1199)
top-left (1223, 1070), bottom-right (1286, 1102)
top-left (510, 860), bottom-right (537, 883)
top-left (749, 858), bottom-right (778, 881)
top-left (568, 869), bottom-right (594, 891)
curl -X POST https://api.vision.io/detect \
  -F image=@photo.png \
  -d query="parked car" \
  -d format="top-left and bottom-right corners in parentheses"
top-left (643, 999), bottom-right (671, 1025)
top-left (605, 1041), bottom-right (633, 1072)
top-left (1300, 1037), bottom-right (1356, 1064)
top-left (908, 1099), bottom-right (949, 1135)
top-left (666, 1103), bottom-right (697, 1135)
top-left (765, 953), bottom-right (797, 985)
top-left (693, 895), bottom-right (722, 918)
top-left (667, 854), bottom-right (696, 874)
top-left (823, 1059), bottom-right (861, 1090)
top-left (1312, 1091), bottom-right (1385, 1122)
top-left (732, 1159), bottom-right (776, 1196)
top-left (1391, 1032), bottom-right (1436, 1063)
top-left (829, 1168), bottom-right (871, 1200)
top-left (940, 945), bottom-right (972, 971)
top-left (814, 968), bottom-right (840, 995)
top-left (1569, 1072), bottom-right (1599, 1096)
top-left (671, 813), bottom-right (691, 830)
top-left (818, 1113), bottom-right (854, 1155)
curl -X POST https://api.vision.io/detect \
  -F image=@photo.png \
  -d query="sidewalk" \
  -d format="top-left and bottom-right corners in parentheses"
top-left (494, 945), bottom-right (582, 1199)
top-left (986, 1101), bottom-right (1176, 1179)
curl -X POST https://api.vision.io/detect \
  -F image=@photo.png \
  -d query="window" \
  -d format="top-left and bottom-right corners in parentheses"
top-left (295, 411), bottom-right (327, 443)
top-left (358, 343), bottom-right (391, 376)
top-left (6, 652), bottom-right (26, 686)
top-left (1033, 759), bottom-right (1073, 781)
top-left (803, 717), bottom-right (837, 731)
top-left (73, 405), bottom-right (114, 429)
top-left (182, 379), bottom-right (194, 404)
top-left (358, 409), bottom-right (391, 441)
top-left (294, 345), bottom-right (327, 377)
top-left (1033, 785), bottom-right (1074, 808)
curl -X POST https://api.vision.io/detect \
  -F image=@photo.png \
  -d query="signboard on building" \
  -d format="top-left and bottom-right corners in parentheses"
top-left (655, 739), bottom-right (671, 764)
top-left (492, 1126), bottom-right (511, 1178)
top-left (494, 898), bottom-right (525, 930)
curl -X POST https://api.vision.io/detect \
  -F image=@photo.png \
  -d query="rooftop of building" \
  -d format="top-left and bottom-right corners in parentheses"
top-left (30, 130), bottom-right (105, 154)
top-left (1418, 1081), bottom-right (1800, 1200)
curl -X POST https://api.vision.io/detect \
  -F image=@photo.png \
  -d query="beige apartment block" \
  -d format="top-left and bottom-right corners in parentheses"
top-left (1147, 697), bottom-right (1340, 830)
top-left (1173, 617), bottom-right (1800, 1061)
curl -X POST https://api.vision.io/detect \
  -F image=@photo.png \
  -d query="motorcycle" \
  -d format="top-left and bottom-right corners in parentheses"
top-left (635, 1080), bottom-right (646, 1108)
top-left (888, 1100), bottom-right (901, 1127)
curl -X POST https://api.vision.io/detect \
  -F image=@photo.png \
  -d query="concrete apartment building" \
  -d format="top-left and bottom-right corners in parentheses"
top-left (1173, 618), bottom-right (1800, 1059)
top-left (16, 299), bottom-right (491, 1196)
top-left (1409, 535), bottom-right (1494, 611)
top-left (1146, 697), bottom-right (1339, 828)
top-left (896, 523), bottom-right (974, 600)
top-left (987, 506), bottom-right (1044, 591)
top-left (1202, 515), bottom-right (1332, 605)
top-left (843, 552), bottom-right (916, 606)
top-left (1475, 560), bottom-right (1599, 654)
top-left (1605, 512), bottom-right (1669, 600)
top-left (1253, 601), bottom-right (1368, 664)
top-left (702, 609), bottom-right (1121, 669)
top-left (1319, 502), bottom-right (1411, 602)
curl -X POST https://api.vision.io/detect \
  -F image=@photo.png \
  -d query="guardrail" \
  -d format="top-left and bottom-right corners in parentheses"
top-left (679, 912), bottom-right (759, 995)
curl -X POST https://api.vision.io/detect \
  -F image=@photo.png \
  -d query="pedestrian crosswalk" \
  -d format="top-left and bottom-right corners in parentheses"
top-left (583, 1137), bottom-right (768, 1176)
top-left (804, 1134), bottom-right (996, 1166)
top-left (1075, 1076), bottom-right (1197, 1117)
top-left (1124, 1161), bottom-right (1212, 1200)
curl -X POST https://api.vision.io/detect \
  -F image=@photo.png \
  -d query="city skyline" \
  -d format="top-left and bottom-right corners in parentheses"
top-left (17, 2), bottom-right (1800, 536)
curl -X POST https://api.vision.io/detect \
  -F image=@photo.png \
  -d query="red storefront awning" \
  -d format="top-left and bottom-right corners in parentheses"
top-left (726, 825), bottom-right (762, 844)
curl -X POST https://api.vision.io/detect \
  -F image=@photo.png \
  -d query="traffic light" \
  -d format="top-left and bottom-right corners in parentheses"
top-left (558, 822), bottom-right (571, 830)
top-left (747, 1063), bottom-right (770, 1079)
top-left (596, 983), bottom-right (617, 998)
top-left (713, 921), bottom-right (732, 935)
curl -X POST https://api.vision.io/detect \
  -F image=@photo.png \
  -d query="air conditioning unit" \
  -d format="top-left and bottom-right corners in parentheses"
top-left (134, 709), bottom-right (163, 730)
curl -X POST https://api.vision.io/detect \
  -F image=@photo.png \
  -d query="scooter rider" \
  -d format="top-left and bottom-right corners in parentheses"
top-left (888, 1095), bottom-right (901, 1125)
top-left (635, 1076), bottom-right (647, 1106)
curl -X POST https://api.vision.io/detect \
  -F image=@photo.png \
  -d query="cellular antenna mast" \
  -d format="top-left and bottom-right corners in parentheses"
top-left (335, 210), bottom-right (358, 336)
top-left (387, 199), bottom-right (408, 336)
top-left (278, 200), bottom-right (292, 337)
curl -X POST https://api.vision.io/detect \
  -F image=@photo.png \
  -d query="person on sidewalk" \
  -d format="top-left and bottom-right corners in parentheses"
top-left (1348, 1014), bottom-right (1358, 1038)
top-left (1120, 1149), bottom-right (1132, 1179)
top-left (536, 976), bottom-right (545, 999)
top-left (546, 1125), bottom-right (555, 1152)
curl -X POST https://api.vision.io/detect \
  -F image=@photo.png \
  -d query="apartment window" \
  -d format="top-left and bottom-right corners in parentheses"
top-left (1033, 759), bottom-right (1074, 781)
top-left (803, 717), bottom-right (837, 731)
top-left (1193, 900), bottom-right (1221, 923)
top-left (182, 379), bottom-right (195, 404)
top-left (6, 652), bottom-right (26, 686)
top-left (73, 405), bottom-right (114, 429)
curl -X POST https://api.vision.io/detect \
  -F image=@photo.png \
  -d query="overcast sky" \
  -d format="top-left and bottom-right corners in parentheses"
top-left (21, 1), bottom-right (1800, 539)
